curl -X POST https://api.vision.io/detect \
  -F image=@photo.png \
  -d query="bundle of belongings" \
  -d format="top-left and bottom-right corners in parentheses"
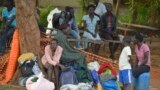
top-left (59, 65), bottom-right (95, 90)
top-left (18, 53), bottom-right (55, 90)
top-left (87, 61), bottom-right (121, 90)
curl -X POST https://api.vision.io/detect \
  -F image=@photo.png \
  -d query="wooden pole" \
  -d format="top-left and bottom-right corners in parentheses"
top-left (115, 0), bottom-right (120, 16)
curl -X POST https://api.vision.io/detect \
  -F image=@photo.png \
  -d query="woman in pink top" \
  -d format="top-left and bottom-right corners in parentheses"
top-left (133, 33), bottom-right (151, 78)
top-left (41, 39), bottom-right (64, 83)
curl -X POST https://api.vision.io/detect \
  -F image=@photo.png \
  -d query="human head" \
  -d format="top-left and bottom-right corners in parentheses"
top-left (87, 4), bottom-right (96, 15)
top-left (52, 13), bottom-right (61, 29)
top-left (51, 39), bottom-right (58, 51)
top-left (123, 36), bottom-right (131, 45)
top-left (104, 3), bottom-right (112, 13)
top-left (5, 0), bottom-right (14, 11)
top-left (65, 6), bottom-right (74, 21)
top-left (59, 23), bottom-right (69, 34)
top-left (94, 0), bottom-right (99, 5)
top-left (135, 33), bottom-right (144, 45)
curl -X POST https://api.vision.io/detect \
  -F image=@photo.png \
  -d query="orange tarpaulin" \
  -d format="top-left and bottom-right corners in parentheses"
top-left (0, 29), bottom-right (20, 83)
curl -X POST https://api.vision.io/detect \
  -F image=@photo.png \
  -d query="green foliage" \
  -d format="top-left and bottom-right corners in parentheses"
top-left (118, 0), bottom-right (160, 27)
top-left (39, 6), bottom-right (54, 27)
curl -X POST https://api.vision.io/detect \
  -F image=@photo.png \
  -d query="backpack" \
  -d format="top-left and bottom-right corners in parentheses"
top-left (59, 66), bottom-right (78, 86)
top-left (20, 60), bottom-right (35, 77)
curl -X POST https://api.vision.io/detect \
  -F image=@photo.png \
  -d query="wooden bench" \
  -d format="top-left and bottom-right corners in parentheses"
top-left (117, 26), bottom-right (135, 35)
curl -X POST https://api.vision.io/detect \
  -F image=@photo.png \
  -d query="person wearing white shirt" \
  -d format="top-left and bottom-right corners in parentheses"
top-left (119, 36), bottom-right (133, 90)
top-left (94, 0), bottom-right (107, 17)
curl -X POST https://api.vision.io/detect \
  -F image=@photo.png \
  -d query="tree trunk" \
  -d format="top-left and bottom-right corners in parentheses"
top-left (15, 0), bottom-right (40, 56)
top-left (11, 0), bottom-right (43, 84)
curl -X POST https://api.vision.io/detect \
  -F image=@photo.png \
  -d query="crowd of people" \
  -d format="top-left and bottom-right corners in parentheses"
top-left (0, 0), bottom-right (151, 90)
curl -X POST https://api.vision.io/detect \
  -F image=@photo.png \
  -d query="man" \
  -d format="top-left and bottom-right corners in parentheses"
top-left (59, 6), bottom-right (81, 49)
top-left (99, 3), bottom-right (119, 60)
top-left (94, 0), bottom-right (107, 17)
top-left (0, 0), bottom-right (16, 55)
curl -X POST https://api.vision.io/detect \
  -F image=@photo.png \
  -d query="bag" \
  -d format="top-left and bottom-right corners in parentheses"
top-left (60, 66), bottom-right (78, 86)
top-left (26, 73), bottom-right (55, 90)
top-left (21, 60), bottom-right (35, 77)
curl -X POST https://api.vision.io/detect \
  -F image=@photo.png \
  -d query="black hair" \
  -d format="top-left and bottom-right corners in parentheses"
top-left (5, 0), bottom-right (14, 6)
top-left (87, 4), bottom-right (96, 10)
top-left (65, 6), bottom-right (73, 12)
top-left (123, 36), bottom-right (131, 44)
top-left (135, 33), bottom-right (144, 42)
top-left (52, 13), bottom-right (61, 29)
top-left (104, 3), bottom-right (112, 11)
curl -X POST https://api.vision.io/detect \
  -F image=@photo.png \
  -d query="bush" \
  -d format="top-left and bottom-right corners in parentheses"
top-left (39, 6), bottom-right (54, 27)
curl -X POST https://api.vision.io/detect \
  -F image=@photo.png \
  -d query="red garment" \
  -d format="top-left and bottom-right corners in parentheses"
top-left (98, 63), bottom-right (117, 76)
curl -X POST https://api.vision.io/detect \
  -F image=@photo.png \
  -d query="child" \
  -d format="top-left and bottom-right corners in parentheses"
top-left (119, 36), bottom-right (133, 90)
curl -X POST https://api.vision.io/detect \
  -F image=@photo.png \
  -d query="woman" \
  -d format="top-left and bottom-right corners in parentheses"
top-left (41, 39), bottom-right (64, 88)
top-left (82, 4), bottom-right (101, 54)
top-left (133, 33), bottom-right (151, 78)
top-left (53, 23), bottom-right (91, 83)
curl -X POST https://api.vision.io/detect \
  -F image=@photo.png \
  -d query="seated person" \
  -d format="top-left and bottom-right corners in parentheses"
top-left (41, 39), bottom-right (64, 88)
top-left (59, 6), bottom-right (81, 49)
top-left (52, 22), bottom-right (91, 83)
top-left (82, 4), bottom-right (101, 54)
top-left (0, 0), bottom-right (16, 55)
top-left (99, 3), bottom-right (119, 60)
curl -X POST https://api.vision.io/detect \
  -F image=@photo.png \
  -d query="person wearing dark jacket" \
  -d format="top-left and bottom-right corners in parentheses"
top-left (99, 3), bottom-right (119, 60)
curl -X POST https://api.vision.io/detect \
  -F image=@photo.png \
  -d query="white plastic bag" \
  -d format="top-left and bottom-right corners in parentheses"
top-left (26, 73), bottom-right (55, 90)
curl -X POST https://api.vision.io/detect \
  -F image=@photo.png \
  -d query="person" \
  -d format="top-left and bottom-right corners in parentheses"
top-left (119, 36), bottom-right (133, 90)
top-left (41, 38), bottom-right (65, 88)
top-left (133, 33), bottom-right (151, 78)
top-left (99, 3), bottom-right (119, 60)
top-left (59, 6), bottom-right (81, 49)
top-left (93, 0), bottom-right (107, 17)
top-left (0, 0), bottom-right (16, 55)
top-left (82, 4), bottom-right (101, 54)
top-left (52, 22), bottom-right (91, 83)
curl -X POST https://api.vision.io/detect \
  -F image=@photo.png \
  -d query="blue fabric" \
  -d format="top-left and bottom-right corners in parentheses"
top-left (2, 7), bottom-right (16, 27)
top-left (60, 66), bottom-right (78, 86)
top-left (119, 69), bottom-right (133, 85)
top-left (69, 29), bottom-right (81, 48)
top-left (82, 15), bottom-right (99, 34)
top-left (101, 80), bottom-right (119, 90)
top-left (134, 72), bottom-right (150, 90)
top-left (91, 70), bottom-right (99, 84)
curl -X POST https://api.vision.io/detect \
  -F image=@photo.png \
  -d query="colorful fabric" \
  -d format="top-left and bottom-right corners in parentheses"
top-left (135, 44), bottom-right (151, 67)
top-left (98, 63), bottom-right (117, 76)
top-left (41, 45), bottom-right (63, 66)
top-left (119, 69), bottom-right (133, 85)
